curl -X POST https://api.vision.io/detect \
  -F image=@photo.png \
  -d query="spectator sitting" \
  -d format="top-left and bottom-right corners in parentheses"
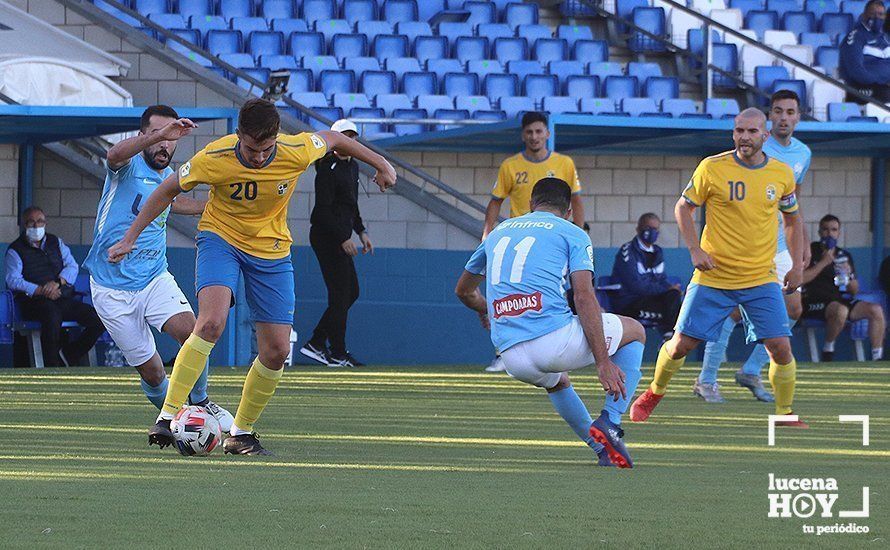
top-left (839, 0), bottom-right (890, 102)
top-left (609, 213), bottom-right (682, 341)
top-left (4, 206), bottom-right (105, 366)
top-left (802, 214), bottom-right (885, 361)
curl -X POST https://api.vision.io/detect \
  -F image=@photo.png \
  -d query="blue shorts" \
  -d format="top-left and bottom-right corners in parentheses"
top-left (676, 282), bottom-right (790, 343)
top-left (195, 231), bottom-right (295, 325)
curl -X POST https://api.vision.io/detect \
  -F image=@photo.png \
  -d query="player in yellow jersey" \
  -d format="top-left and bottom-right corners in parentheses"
top-left (482, 112), bottom-right (586, 238)
top-left (629, 108), bottom-right (809, 428)
top-left (108, 98), bottom-right (397, 455)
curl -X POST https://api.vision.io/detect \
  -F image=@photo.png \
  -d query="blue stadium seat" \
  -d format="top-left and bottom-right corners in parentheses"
top-left (589, 61), bottom-right (624, 81)
top-left (627, 62), bottom-right (662, 82)
top-left (433, 108), bottom-right (470, 131)
top-left (644, 76), bottom-right (679, 100)
top-left (402, 70), bottom-right (437, 98)
top-left (285, 68), bottom-right (314, 93)
top-left (506, 60), bottom-right (544, 83)
top-left (189, 15), bottom-right (227, 39)
top-left (534, 38), bottom-right (568, 64)
top-left (505, 2), bottom-right (538, 28)
top-left (383, 0), bottom-right (418, 23)
top-left (345, 56), bottom-right (382, 77)
top-left (711, 43), bottom-right (740, 89)
top-left (728, 0), bottom-right (762, 18)
top-left (309, 107), bottom-right (345, 130)
top-left (848, 115), bottom-right (880, 122)
top-left (766, 0), bottom-right (798, 18)
top-left (375, 93), bottom-right (412, 114)
top-left (320, 69), bottom-right (356, 95)
top-left (827, 101), bottom-right (861, 121)
top-left (687, 29), bottom-right (721, 71)
top-left (169, 27), bottom-right (202, 49)
top-left (205, 29), bottom-right (243, 55)
top-left (621, 97), bottom-right (659, 117)
top-left (343, 0), bottom-right (378, 24)
top-left (800, 32), bottom-right (832, 50)
top-left (178, 0), bottom-right (212, 19)
top-left (565, 75), bottom-right (599, 99)
top-left (414, 35), bottom-right (448, 64)
top-left (219, 0), bottom-right (252, 21)
top-left (499, 96), bottom-right (536, 118)
top-left (557, 24), bottom-right (594, 49)
top-left (465, 1), bottom-right (496, 26)
top-left (518, 24), bottom-right (554, 47)
top-left (418, 94), bottom-right (455, 113)
top-left (396, 21), bottom-right (433, 46)
top-left (754, 65), bottom-right (789, 92)
top-left (745, 10), bottom-right (779, 40)
top-left (136, 0), bottom-right (170, 16)
top-left (616, 0), bottom-right (647, 22)
top-left (604, 75), bottom-right (639, 99)
top-left (373, 34), bottom-right (409, 59)
top-left (816, 45), bottom-right (840, 73)
top-left (292, 91), bottom-right (329, 108)
top-left (443, 72), bottom-right (480, 96)
top-left (772, 78), bottom-right (807, 107)
top-left (473, 109), bottom-right (507, 121)
top-left (783, 11), bottom-right (815, 34)
top-left (261, 0), bottom-right (296, 20)
top-left (468, 59), bottom-right (505, 81)
top-left (579, 97), bottom-right (616, 114)
top-left (806, 0), bottom-right (839, 22)
top-left (820, 12), bottom-right (853, 42)
top-left (493, 37), bottom-right (528, 63)
top-left (349, 107), bottom-right (388, 136)
top-left (230, 17), bottom-right (268, 38)
top-left (237, 67), bottom-right (271, 91)
top-left (271, 18), bottom-right (309, 36)
top-left (523, 73), bottom-right (558, 101)
top-left (454, 36), bottom-right (489, 62)
top-left (456, 95), bottom-right (493, 113)
top-left (149, 13), bottom-right (187, 29)
top-left (360, 69), bottom-right (397, 94)
top-left (436, 22), bottom-right (473, 47)
top-left (705, 97), bottom-right (740, 118)
top-left (139, 27), bottom-right (161, 42)
top-left (484, 73), bottom-right (519, 101)
top-left (258, 54), bottom-right (299, 70)
top-left (332, 92), bottom-right (372, 111)
top-left (333, 33), bottom-right (369, 59)
top-left (301, 54), bottom-right (340, 79)
top-left (629, 7), bottom-right (667, 53)
top-left (315, 19), bottom-right (353, 46)
top-left (248, 31), bottom-right (284, 59)
top-left (302, 0), bottom-right (337, 24)
top-left (573, 40), bottom-right (609, 63)
top-left (219, 52), bottom-right (255, 73)
top-left (385, 56), bottom-right (422, 80)
top-left (548, 60), bottom-right (584, 86)
top-left (662, 98), bottom-right (699, 118)
top-left (542, 96), bottom-right (579, 114)
top-left (357, 20), bottom-right (394, 43)
top-left (428, 58), bottom-right (464, 81)
top-left (393, 108), bottom-right (426, 135)
top-left (289, 31), bottom-right (325, 56)
top-left (840, 0), bottom-right (866, 16)
top-left (478, 23), bottom-right (514, 41)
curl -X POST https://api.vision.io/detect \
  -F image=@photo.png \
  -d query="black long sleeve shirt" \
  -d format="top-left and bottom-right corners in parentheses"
top-left (310, 154), bottom-right (366, 243)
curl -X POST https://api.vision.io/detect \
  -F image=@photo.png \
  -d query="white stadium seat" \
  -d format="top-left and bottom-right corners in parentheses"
top-left (741, 44), bottom-right (778, 82)
top-left (763, 30), bottom-right (798, 50)
top-left (708, 8), bottom-right (743, 39)
top-left (780, 44), bottom-right (814, 71)
top-left (810, 79), bottom-right (846, 120)
top-left (669, 8), bottom-right (702, 48)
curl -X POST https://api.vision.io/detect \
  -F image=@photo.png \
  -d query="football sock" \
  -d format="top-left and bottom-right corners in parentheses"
top-left (232, 357), bottom-right (283, 434)
top-left (604, 341), bottom-right (644, 424)
top-left (823, 340), bottom-right (835, 353)
top-left (742, 343), bottom-right (771, 376)
top-left (547, 385), bottom-right (601, 450)
top-left (650, 342), bottom-right (685, 395)
top-left (140, 377), bottom-right (168, 410)
top-left (872, 347), bottom-right (883, 361)
top-left (161, 334), bottom-right (215, 417)
top-left (768, 358), bottom-right (796, 415)
top-left (188, 362), bottom-right (209, 406)
top-left (700, 317), bottom-right (736, 384)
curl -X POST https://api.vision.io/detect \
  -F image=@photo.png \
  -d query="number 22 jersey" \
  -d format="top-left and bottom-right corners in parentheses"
top-left (464, 211), bottom-right (596, 352)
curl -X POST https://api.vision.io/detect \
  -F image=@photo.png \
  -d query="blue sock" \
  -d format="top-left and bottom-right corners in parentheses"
top-left (742, 343), bottom-right (770, 376)
top-left (603, 341), bottom-right (644, 425)
top-left (141, 377), bottom-right (169, 410)
top-left (548, 385), bottom-right (600, 449)
top-left (188, 362), bottom-right (209, 405)
top-left (700, 317), bottom-right (736, 384)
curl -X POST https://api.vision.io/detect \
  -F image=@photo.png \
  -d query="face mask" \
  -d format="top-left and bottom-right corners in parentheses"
top-left (25, 226), bottom-right (45, 242)
top-left (866, 17), bottom-right (884, 32)
top-left (822, 236), bottom-right (837, 250)
top-left (639, 228), bottom-right (659, 245)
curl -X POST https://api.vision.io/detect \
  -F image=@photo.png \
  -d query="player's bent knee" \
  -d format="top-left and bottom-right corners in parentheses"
top-left (764, 338), bottom-right (792, 363)
top-left (194, 317), bottom-right (226, 342)
top-left (618, 316), bottom-right (645, 345)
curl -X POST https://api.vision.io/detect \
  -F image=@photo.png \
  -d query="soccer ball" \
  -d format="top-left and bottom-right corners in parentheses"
top-left (170, 405), bottom-right (222, 456)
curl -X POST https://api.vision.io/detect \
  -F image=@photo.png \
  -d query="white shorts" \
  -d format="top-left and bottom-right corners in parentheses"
top-left (91, 272), bottom-right (193, 367)
top-left (500, 314), bottom-right (624, 389)
top-left (775, 249), bottom-right (799, 293)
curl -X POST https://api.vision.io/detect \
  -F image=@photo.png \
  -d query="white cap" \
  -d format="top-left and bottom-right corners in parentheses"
top-left (331, 119), bottom-right (359, 134)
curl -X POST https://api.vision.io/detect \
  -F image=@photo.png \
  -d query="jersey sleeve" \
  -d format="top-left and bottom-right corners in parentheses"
top-left (464, 242), bottom-right (487, 276)
top-left (106, 158), bottom-right (136, 178)
top-left (797, 148), bottom-right (812, 186)
top-left (290, 132), bottom-right (329, 167)
top-left (565, 157), bottom-right (582, 194)
top-left (681, 159), bottom-right (711, 206)
top-left (178, 148), bottom-right (215, 192)
top-left (566, 227), bottom-right (595, 275)
top-left (491, 160), bottom-right (512, 199)
top-left (778, 166), bottom-right (799, 214)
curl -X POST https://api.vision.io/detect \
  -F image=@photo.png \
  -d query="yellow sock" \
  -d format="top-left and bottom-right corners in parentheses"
top-left (161, 334), bottom-right (215, 416)
top-left (233, 358), bottom-right (283, 433)
top-left (649, 342), bottom-right (686, 395)
top-left (769, 358), bottom-right (796, 415)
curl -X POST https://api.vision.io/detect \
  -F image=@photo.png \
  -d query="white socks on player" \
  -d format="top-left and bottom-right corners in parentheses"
top-left (823, 341), bottom-right (836, 353)
top-left (872, 347), bottom-right (883, 361)
top-left (230, 423), bottom-right (251, 436)
top-left (157, 411), bottom-right (174, 422)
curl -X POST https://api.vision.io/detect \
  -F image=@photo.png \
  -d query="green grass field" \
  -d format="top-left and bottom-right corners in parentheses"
top-left (0, 362), bottom-right (886, 548)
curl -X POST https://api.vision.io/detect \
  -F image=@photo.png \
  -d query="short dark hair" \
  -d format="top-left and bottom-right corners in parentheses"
top-left (770, 89), bottom-right (800, 108)
top-left (530, 177), bottom-right (572, 215)
top-left (521, 111), bottom-right (548, 129)
top-left (820, 214), bottom-right (841, 227)
top-left (238, 98), bottom-right (280, 141)
top-left (637, 212), bottom-right (660, 228)
top-left (21, 205), bottom-right (44, 221)
top-left (865, 0), bottom-right (884, 12)
top-left (140, 105), bottom-right (178, 132)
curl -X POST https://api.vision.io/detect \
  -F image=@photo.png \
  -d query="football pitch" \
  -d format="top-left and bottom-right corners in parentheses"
top-left (1, 362), bottom-right (887, 548)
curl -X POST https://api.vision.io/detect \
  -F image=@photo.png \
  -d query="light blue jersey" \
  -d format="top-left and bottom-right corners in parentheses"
top-left (465, 211), bottom-right (595, 352)
top-left (763, 135), bottom-right (811, 253)
top-left (84, 154), bottom-right (173, 291)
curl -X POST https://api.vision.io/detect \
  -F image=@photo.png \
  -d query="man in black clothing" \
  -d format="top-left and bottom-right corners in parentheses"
top-left (802, 214), bottom-right (885, 361)
top-left (300, 120), bottom-right (373, 367)
top-left (4, 206), bottom-right (105, 366)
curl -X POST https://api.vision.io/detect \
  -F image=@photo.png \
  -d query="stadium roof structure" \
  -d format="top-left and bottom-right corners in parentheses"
top-left (375, 115), bottom-right (890, 157)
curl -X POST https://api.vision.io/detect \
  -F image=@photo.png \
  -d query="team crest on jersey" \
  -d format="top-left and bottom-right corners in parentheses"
top-left (310, 134), bottom-right (325, 149)
top-left (277, 180), bottom-right (290, 195)
top-left (179, 161), bottom-right (191, 178)
top-left (766, 185), bottom-right (777, 201)
top-left (492, 292), bottom-right (543, 319)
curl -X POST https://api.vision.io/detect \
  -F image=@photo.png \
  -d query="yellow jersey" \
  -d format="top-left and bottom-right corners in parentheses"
top-left (492, 151), bottom-right (582, 218)
top-left (178, 132), bottom-right (328, 259)
top-left (682, 150), bottom-right (799, 290)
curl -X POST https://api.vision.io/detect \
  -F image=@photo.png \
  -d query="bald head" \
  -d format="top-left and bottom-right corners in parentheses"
top-left (735, 107), bottom-right (767, 129)
top-left (732, 108), bottom-right (769, 163)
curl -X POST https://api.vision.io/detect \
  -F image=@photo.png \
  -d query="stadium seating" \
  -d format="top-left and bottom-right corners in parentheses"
top-left (500, 96), bottom-right (536, 118)
top-left (484, 73), bottom-right (518, 101)
top-left (662, 98), bottom-right (700, 118)
top-left (402, 70), bottom-right (437, 98)
top-left (360, 69), bottom-right (396, 95)
top-left (344, 0), bottom-right (378, 25)
top-left (543, 96), bottom-right (579, 114)
top-left (565, 75), bottom-right (599, 99)
top-left (705, 97), bottom-right (741, 118)
top-left (827, 102), bottom-right (862, 121)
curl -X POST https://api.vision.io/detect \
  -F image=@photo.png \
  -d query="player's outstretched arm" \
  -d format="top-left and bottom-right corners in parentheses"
top-left (455, 271), bottom-right (490, 329)
top-left (482, 198), bottom-right (503, 240)
top-left (570, 270), bottom-right (626, 400)
top-left (316, 131), bottom-right (397, 192)
top-left (107, 173), bottom-right (183, 263)
top-left (170, 195), bottom-right (206, 215)
top-left (106, 118), bottom-right (197, 170)
top-left (675, 198), bottom-right (715, 271)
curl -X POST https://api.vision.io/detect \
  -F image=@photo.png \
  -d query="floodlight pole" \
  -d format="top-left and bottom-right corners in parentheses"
top-left (872, 157), bottom-right (886, 280)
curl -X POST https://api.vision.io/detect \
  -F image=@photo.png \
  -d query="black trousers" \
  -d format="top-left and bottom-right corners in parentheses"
top-left (617, 288), bottom-right (683, 334)
top-left (309, 227), bottom-right (360, 355)
top-left (17, 296), bottom-right (105, 367)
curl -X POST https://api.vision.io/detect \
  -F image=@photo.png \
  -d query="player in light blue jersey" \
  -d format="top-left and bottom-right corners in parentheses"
top-left (697, 90), bottom-right (812, 403)
top-left (456, 178), bottom-right (646, 468)
top-left (84, 105), bottom-right (232, 431)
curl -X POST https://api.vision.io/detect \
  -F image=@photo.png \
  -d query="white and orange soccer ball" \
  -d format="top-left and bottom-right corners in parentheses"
top-left (170, 405), bottom-right (222, 456)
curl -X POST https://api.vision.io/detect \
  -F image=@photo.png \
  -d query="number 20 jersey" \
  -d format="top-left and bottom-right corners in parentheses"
top-left (465, 211), bottom-right (595, 352)
top-left (178, 132), bottom-right (328, 259)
